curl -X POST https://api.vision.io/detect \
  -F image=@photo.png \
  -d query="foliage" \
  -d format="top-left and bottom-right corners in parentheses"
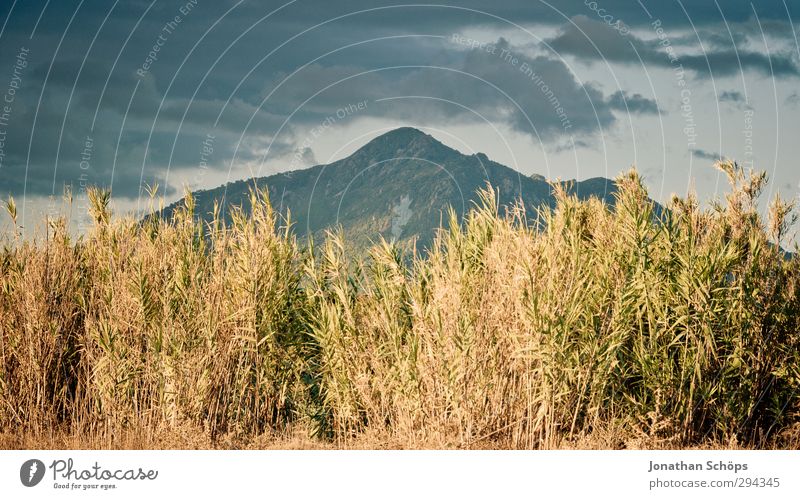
top-left (1, 162), bottom-right (798, 449)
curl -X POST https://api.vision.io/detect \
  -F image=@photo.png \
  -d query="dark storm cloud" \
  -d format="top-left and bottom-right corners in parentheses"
top-left (547, 15), bottom-right (799, 78)
top-left (219, 0), bottom-right (800, 30)
top-left (606, 90), bottom-right (660, 114)
top-left (261, 37), bottom-right (618, 140)
top-left (455, 37), bottom-right (614, 135)
top-left (1, 22), bottom-right (631, 200)
top-left (0, 58), bottom-right (282, 199)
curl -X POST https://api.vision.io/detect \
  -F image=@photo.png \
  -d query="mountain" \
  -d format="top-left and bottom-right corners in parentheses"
top-left (158, 127), bottom-right (624, 251)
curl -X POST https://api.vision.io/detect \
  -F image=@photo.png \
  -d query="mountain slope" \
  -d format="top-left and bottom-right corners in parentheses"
top-left (158, 127), bottom-right (624, 250)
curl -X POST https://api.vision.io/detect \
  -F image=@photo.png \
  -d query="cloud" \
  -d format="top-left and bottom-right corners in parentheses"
top-left (691, 148), bottom-right (722, 161)
top-left (547, 15), bottom-right (799, 79)
top-left (208, 0), bottom-right (800, 31)
top-left (0, 32), bottom-right (634, 200)
top-left (294, 146), bottom-right (317, 168)
top-left (606, 90), bottom-right (660, 114)
top-left (261, 37), bottom-right (619, 141)
top-left (2, 1), bottom-right (797, 203)
top-left (718, 90), bottom-right (753, 110)
top-left (719, 91), bottom-right (745, 104)
top-left (0, 51), bottom-right (297, 200)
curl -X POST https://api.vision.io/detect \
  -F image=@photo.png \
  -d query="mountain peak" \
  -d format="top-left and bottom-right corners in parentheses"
top-left (377, 126), bottom-right (430, 141)
top-left (354, 127), bottom-right (455, 161)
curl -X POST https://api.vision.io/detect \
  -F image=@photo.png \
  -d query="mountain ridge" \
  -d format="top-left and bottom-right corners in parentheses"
top-left (158, 128), bottom-right (626, 250)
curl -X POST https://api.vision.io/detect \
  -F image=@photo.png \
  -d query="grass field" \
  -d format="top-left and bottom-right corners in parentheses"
top-left (1, 161), bottom-right (798, 449)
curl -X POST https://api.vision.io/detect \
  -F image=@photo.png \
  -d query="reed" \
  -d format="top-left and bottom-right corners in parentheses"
top-left (1, 162), bottom-right (798, 449)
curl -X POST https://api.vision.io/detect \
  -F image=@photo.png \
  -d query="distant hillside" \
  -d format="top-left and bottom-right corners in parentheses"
top-left (157, 127), bottom-right (628, 250)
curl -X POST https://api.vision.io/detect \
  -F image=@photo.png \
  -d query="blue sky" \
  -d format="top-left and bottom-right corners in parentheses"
top-left (0, 0), bottom-right (798, 237)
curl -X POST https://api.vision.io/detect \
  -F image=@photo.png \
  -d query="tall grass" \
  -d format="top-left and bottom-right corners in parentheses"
top-left (1, 162), bottom-right (798, 449)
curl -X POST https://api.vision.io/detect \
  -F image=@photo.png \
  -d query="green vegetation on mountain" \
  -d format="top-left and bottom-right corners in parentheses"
top-left (159, 127), bottom-right (625, 251)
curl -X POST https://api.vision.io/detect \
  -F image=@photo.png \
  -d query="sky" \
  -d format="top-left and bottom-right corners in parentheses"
top-left (0, 0), bottom-right (798, 239)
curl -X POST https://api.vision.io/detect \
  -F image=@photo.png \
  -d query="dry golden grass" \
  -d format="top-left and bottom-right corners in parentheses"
top-left (1, 161), bottom-right (798, 449)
